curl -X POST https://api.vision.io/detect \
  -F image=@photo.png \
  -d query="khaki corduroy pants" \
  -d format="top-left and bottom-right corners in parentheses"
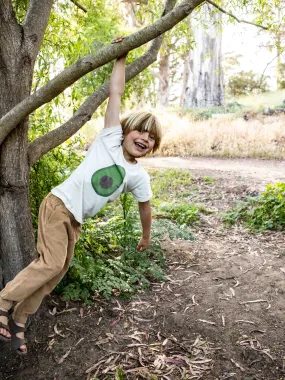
top-left (0, 193), bottom-right (81, 324)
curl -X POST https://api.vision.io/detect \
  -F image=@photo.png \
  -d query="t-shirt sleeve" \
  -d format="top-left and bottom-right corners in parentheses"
top-left (99, 125), bottom-right (123, 149)
top-left (131, 170), bottom-right (153, 202)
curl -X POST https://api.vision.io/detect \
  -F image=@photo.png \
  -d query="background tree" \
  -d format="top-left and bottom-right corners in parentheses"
top-left (182, 3), bottom-right (224, 108)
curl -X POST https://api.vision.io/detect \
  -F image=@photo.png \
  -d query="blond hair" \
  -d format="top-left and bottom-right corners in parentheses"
top-left (120, 111), bottom-right (162, 153)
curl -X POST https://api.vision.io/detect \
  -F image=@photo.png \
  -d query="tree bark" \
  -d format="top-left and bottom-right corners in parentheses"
top-left (182, 3), bottom-right (224, 108)
top-left (0, 1), bottom-right (54, 286)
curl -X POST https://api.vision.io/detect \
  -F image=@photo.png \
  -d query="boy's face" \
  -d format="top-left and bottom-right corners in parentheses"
top-left (122, 130), bottom-right (155, 163)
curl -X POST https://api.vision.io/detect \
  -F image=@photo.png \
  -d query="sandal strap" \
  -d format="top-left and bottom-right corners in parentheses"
top-left (0, 309), bottom-right (9, 317)
top-left (11, 336), bottom-right (27, 351)
top-left (0, 321), bottom-right (10, 332)
top-left (9, 319), bottom-right (26, 333)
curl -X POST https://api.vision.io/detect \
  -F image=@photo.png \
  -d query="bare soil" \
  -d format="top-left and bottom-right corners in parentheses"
top-left (1, 157), bottom-right (285, 380)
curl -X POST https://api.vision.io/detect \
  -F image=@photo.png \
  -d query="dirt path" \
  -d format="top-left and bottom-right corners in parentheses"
top-left (1, 158), bottom-right (285, 380)
top-left (139, 156), bottom-right (285, 186)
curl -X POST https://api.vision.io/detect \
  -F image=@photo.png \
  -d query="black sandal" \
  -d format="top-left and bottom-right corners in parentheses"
top-left (8, 318), bottom-right (27, 356)
top-left (0, 309), bottom-right (11, 342)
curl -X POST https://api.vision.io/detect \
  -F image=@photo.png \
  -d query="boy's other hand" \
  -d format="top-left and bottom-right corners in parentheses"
top-left (136, 237), bottom-right (151, 252)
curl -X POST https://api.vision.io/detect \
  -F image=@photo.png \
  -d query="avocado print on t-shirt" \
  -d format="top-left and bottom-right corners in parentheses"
top-left (91, 165), bottom-right (126, 197)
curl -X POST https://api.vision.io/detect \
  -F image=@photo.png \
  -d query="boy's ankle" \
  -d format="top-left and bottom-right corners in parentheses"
top-left (0, 298), bottom-right (13, 311)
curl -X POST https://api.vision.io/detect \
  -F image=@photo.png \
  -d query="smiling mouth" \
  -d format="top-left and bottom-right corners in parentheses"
top-left (135, 142), bottom-right (147, 150)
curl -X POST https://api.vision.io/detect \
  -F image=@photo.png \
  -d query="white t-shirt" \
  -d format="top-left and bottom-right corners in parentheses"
top-left (51, 125), bottom-right (152, 223)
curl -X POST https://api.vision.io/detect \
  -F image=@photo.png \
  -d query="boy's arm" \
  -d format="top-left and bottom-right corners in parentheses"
top-left (104, 54), bottom-right (126, 129)
top-left (137, 201), bottom-right (152, 251)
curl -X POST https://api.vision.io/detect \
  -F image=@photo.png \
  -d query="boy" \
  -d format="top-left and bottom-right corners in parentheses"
top-left (0, 53), bottom-right (162, 355)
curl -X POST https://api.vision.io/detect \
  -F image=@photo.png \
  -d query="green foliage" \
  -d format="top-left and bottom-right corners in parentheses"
top-left (148, 168), bottom-right (211, 232)
top-left (12, 0), bottom-right (29, 23)
top-left (158, 202), bottom-right (200, 226)
top-left (58, 194), bottom-right (166, 302)
top-left (228, 71), bottom-right (269, 97)
top-left (203, 176), bottom-right (216, 184)
top-left (149, 169), bottom-right (192, 202)
top-left (29, 0), bottom-right (156, 122)
top-left (115, 367), bottom-right (126, 380)
top-left (152, 219), bottom-right (195, 241)
top-left (223, 183), bottom-right (285, 231)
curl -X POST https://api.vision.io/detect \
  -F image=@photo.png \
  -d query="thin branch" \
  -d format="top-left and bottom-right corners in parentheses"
top-left (70, 0), bottom-right (87, 13)
top-left (0, 0), bottom-right (203, 145)
top-left (27, 0), bottom-right (178, 165)
top-left (207, 0), bottom-right (268, 30)
top-left (259, 47), bottom-right (285, 85)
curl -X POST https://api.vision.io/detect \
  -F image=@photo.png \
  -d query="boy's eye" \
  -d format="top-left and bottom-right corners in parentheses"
top-left (149, 135), bottom-right (155, 141)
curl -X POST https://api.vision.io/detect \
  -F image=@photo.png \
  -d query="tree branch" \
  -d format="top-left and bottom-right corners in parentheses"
top-left (70, 0), bottom-right (87, 13)
top-left (27, 0), bottom-right (177, 165)
top-left (0, 0), bottom-right (203, 146)
top-left (207, 0), bottom-right (268, 30)
top-left (259, 47), bottom-right (285, 86)
top-left (22, 0), bottom-right (54, 64)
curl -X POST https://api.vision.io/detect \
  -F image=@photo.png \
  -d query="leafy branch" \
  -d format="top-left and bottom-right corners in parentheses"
top-left (207, 0), bottom-right (268, 30)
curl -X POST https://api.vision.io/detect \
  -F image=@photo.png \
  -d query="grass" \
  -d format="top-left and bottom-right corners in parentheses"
top-left (237, 89), bottom-right (285, 109)
top-left (148, 168), bottom-right (192, 203)
top-left (156, 110), bottom-right (285, 159)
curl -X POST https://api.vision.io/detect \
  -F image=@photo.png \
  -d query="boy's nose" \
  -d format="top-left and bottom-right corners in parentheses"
top-left (141, 132), bottom-right (149, 140)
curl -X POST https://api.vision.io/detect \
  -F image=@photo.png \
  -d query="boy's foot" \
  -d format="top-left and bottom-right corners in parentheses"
top-left (0, 308), bottom-right (11, 341)
top-left (9, 319), bottom-right (27, 355)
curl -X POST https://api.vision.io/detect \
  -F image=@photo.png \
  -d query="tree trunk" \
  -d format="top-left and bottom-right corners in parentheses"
top-left (158, 41), bottom-right (170, 107)
top-left (0, 11), bottom-right (36, 287)
top-left (182, 4), bottom-right (224, 108)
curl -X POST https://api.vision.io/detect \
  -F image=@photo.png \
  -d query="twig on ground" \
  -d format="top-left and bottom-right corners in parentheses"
top-left (230, 358), bottom-right (245, 372)
top-left (197, 319), bottom-right (216, 325)
top-left (235, 320), bottom-right (256, 325)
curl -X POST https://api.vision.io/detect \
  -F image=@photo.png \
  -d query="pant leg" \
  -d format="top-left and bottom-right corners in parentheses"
top-left (13, 222), bottom-right (81, 324)
top-left (0, 194), bottom-right (81, 318)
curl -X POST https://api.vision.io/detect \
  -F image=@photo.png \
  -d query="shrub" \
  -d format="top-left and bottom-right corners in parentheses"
top-left (158, 202), bottom-right (200, 225)
top-left (228, 71), bottom-right (269, 97)
top-left (57, 194), bottom-right (166, 301)
top-left (223, 183), bottom-right (285, 231)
